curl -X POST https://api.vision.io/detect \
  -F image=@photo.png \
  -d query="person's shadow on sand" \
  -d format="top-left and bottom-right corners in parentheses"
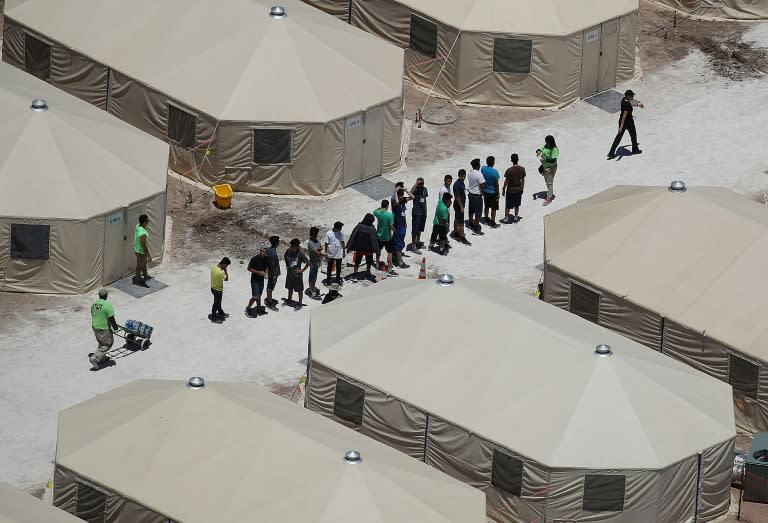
top-left (611, 146), bottom-right (634, 161)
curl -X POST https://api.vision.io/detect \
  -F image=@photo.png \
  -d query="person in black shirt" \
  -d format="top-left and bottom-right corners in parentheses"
top-left (408, 177), bottom-right (428, 254)
top-left (450, 169), bottom-right (471, 245)
top-left (607, 90), bottom-right (643, 160)
top-left (390, 182), bottom-right (412, 269)
top-left (347, 213), bottom-right (379, 281)
top-left (245, 243), bottom-right (269, 317)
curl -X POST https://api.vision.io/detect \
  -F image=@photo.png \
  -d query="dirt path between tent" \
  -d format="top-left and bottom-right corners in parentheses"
top-left (639, 0), bottom-right (768, 78)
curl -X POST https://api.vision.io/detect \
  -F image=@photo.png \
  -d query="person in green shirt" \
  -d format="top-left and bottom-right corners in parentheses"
top-left (373, 199), bottom-right (395, 273)
top-left (536, 135), bottom-right (559, 206)
top-left (429, 193), bottom-right (452, 255)
top-left (209, 257), bottom-right (231, 323)
top-left (133, 214), bottom-right (153, 287)
top-left (89, 288), bottom-right (118, 369)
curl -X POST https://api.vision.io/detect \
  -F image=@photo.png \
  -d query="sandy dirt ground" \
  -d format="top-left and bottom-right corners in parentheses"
top-left (2, 2), bottom-right (768, 518)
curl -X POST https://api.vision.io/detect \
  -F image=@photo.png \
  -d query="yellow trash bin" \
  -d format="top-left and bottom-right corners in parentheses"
top-left (213, 183), bottom-right (233, 209)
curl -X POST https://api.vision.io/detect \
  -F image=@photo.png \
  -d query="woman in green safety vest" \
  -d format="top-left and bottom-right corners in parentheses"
top-left (537, 135), bottom-right (559, 207)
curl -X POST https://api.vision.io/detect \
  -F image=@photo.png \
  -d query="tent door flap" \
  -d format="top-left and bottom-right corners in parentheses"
top-left (580, 25), bottom-right (602, 98)
top-left (343, 112), bottom-right (364, 187)
top-left (102, 209), bottom-right (127, 284)
top-left (362, 106), bottom-right (383, 180)
top-left (598, 19), bottom-right (619, 93)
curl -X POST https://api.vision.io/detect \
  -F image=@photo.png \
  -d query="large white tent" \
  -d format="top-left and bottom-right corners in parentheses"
top-left (3, 0), bottom-right (405, 195)
top-left (0, 62), bottom-right (167, 294)
top-left (304, 0), bottom-right (639, 106)
top-left (0, 483), bottom-right (83, 523)
top-left (306, 277), bottom-right (736, 523)
top-left (543, 184), bottom-right (768, 433)
top-left (53, 379), bottom-right (485, 523)
top-left (652, 0), bottom-right (768, 19)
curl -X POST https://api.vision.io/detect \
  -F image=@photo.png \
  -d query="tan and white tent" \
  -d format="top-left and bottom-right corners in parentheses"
top-left (543, 184), bottom-right (768, 433)
top-left (0, 62), bottom-right (167, 294)
top-left (303, 0), bottom-right (639, 106)
top-left (302, 0), bottom-right (350, 21)
top-left (53, 379), bottom-right (485, 523)
top-left (652, 0), bottom-right (768, 19)
top-left (306, 277), bottom-right (736, 523)
top-left (0, 483), bottom-right (84, 523)
top-left (2, 0), bottom-right (404, 196)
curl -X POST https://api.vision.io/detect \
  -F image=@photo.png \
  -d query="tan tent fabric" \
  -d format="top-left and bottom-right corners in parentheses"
top-left (3, 0), bottom-right (404, 195)
top-left (543, 185), bottom-right (768, 430)
top-left (301, 0), bottom-right (350, 20)
top-left (542, 264), bottom-right (664, 350)
top-left (0, 62), bottom-right (167, 293)
top-left (373, 0), bottom-right (639, 35)
top-left (53, 379), bottom-right (485, 523)
top-left (653, 0), bottom-right (768, 19)
top-left (307, 278), bottom-right (735, 522)
top-left (0, 483), bottom-right (83, 523)
top-left (349, 0), bottom-right (639, 106)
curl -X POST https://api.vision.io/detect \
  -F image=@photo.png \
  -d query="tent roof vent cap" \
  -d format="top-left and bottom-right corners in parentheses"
top-left (669, 180), bottom-right (687, 192)
top-left (187, 376), bottom-right (206, 390)
top-left (344, 450), bottom-right (362, 464)
top-left (436, 274), bottom-right (455, 286)
top-left (30, 99), bottom-right (48, 112)
top-left (269, 5), bottom-right (287, 18)
top-left (594, 344), bottom-right (613, 357)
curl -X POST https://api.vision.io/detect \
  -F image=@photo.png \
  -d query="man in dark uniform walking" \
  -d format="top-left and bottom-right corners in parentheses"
top-left (607, 90), bottom-right (644, 160)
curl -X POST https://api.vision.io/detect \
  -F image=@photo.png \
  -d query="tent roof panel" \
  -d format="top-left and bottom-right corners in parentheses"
top-left (311, 279), bottom-right (735, 469)
top-left (0, 63), bottom-right (167, 220)
top-left (0, 482), bottom-right (83, 523)
top-left (5, 0), bottom-right (404, 122)
top-left (545, 185), bottom-right (768, 361)
top-left (391, 0), bottom-right (639, 35)
top-left (56, 380), bottom-right (484, 523)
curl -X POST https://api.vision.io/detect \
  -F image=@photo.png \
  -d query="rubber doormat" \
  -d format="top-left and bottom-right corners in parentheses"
top-left (584, 89), bottom-right (624, 114)
top-left (350, 177), bottom-right (395, 201)
top-left (110, 275), bottom-right (168, 298)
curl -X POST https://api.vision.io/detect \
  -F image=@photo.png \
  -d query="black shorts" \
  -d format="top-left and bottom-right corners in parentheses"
top-left (378, 239), bottom-right (393, 253)
top-left (453, 202), bottom-right (465, 223)
top-left (468, 194), bottom-right (483, 218)
top-left (506, 191), bottom-right (522, 209)
top-left (285, 274), bottom-right (303, 292)
top-left (483, 192), bottom-right (499, 211)
top-left (412, 214), bottom-right (427, 233)
top-left (353, 251), bottom-right (374, 266)
top-left (267, 274), bottom-right (278, 291)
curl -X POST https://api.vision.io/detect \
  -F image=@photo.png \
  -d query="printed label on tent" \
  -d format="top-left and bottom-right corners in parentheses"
top-left (585, 29), bottom-right (601, 44)
top-left (108, 213), bottom-right (123, 226)
top-left (347, 116), bottom-right (362, 129)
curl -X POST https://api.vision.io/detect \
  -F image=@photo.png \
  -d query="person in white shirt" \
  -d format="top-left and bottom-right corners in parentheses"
top-left (324, 221), bottom-right (346, 285)
top-left (438, 174), bottom-right (453, 201)
top-left (466, 158), bottom-right (486, 235)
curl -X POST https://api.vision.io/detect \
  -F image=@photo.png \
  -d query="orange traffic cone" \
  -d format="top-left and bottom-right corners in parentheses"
top-left (418, 257), bottom-right (427, 280)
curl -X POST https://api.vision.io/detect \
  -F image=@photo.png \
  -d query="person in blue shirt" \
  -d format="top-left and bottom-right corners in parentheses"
top-left (481, 156), bottom-right (501, 228)
top-left (390, 182), bottom-right (412, 269)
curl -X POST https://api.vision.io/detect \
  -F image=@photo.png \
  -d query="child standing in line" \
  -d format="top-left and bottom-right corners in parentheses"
top-left (324, 222), bottom-right (346, 286)
top-left (284, 238), bottom-right (310, 310)
top-left (306, 227), bottom-right (325, 300)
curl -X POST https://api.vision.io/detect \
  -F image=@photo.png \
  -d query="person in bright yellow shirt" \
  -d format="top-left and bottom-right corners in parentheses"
top-left (209, 257), bottom-right (231, 323)
top-left (90, 288), bottom-right (118, 369)
top-left (133, 214), bottom-right (152, 287)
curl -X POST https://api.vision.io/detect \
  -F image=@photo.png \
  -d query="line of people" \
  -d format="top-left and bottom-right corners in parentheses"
top-left (208, 135), bottom-right (559, 321)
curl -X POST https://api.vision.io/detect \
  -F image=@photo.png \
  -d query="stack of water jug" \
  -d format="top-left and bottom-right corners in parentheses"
top-left (124, 319), bottom-right (154, 338)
